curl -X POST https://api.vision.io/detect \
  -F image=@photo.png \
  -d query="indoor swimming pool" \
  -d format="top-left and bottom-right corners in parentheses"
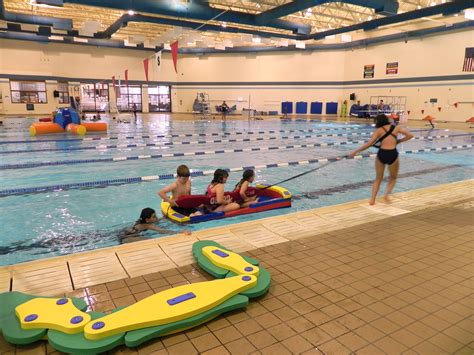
top-left (0, 118), bottom-right (472, 266)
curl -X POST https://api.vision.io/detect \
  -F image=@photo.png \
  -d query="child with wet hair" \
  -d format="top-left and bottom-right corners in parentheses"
top-left (234, 169), bottom-right (258, 208)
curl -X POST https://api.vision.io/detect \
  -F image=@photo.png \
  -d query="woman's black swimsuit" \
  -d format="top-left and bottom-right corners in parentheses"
top-left (373, 125), bottom-right (399, 165)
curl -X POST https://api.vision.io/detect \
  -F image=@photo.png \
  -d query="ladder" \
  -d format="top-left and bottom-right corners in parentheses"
top-left (195, 93), bottom-right (212, 120)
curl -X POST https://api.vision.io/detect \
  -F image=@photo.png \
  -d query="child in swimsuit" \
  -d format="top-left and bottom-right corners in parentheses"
top-left (121, 208), bottom-right (191, 243)
top-left (158, 165), bottom-right (202, 217)
top-left (234, 169), bottom-right (258, 208)
top-left (206, 169), bottom-right (240, 213)
top-left (349, 114), bottom-right (414, 205)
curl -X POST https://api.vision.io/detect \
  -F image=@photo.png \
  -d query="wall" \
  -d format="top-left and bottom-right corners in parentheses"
top-left (0, 39), bottom-right (176, 115)
top-left (0, 28), bottom-right (473, 121)
top-left (174, 50), bottom-right (345, 113)
top-left (342, 30), bottom-right (474, 121)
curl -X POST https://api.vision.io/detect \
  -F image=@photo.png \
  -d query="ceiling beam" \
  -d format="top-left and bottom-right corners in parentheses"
top-left (300, 0), bottom-right (474, 40)
top-left (62, 0), bottom-right (311, 34)
top-left (255, 0), bottom-right (399, 25)
top-left (0, 0), bottom-right (72, 30)
top-left (96, 13), bottom-right (300, 40)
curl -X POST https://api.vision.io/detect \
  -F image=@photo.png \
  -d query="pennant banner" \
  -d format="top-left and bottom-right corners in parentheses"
top-left (124, 69), bottom-right (128, 87)
top-left (112, 76), bottom-right (116, 91)
top-left (171, 41), bottom-right (179, 73)
top-left (143, 58), bottom-right (149, 81)
top-left (155, 51), bottom-right (162, 72)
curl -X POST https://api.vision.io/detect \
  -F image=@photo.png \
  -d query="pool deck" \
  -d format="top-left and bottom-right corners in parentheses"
top-left (0, 179), bottom-right (472, 354)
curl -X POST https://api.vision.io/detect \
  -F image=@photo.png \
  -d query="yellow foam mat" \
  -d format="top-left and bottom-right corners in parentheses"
top-left (83, 275), bottom-right (257, 340)
top-left (202, 246), bottom-right (260, 277)
top-left (15, 298), bottom-right (91, 334)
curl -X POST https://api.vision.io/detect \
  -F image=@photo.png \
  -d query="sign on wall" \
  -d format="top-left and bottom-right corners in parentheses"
top-left (386, 62), bottom-right (399, 75)
top-left (363, 64), bottom-right (375, 79)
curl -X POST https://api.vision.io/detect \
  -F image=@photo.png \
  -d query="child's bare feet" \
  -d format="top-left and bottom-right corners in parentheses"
top-left (383, 195), bottom-right (391, 204)
top-left (369, 199), bottom-right (376, 205)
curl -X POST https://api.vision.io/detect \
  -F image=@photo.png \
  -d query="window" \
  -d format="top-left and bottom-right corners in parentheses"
top-left (117, 85), bottom-right (142, 112)
top-left (57, 82), bottom-right (69, 104)
top-left (10, 81), bottom-right (47, 104)
top-left (80, 83), bottom-right (109, 112)
top-left (148, 86), bottom-right (171, 112)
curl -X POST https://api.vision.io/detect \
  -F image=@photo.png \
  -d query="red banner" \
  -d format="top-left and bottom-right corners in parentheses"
top-left (112, 76), bottom-right (116, 91)
top-left (124, 69), bottom-right (128, 87)
top-left (171, 41), bottom-right (179, 73)
top-left (143, 58), bottom-right (149, 81)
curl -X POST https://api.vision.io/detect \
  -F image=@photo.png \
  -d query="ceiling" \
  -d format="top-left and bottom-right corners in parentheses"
top-left (0, 0), bottom-right (472, 51)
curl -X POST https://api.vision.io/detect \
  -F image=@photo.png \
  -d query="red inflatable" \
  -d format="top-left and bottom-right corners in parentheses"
top-left (175, 187), bottom-right (258, 208)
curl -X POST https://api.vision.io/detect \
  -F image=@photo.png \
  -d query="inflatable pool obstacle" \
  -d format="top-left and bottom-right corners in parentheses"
top-left (0, 240), bottom-right (271, 353)
top-left (162, 184), bottom-right (292, 223)
top-left (29, 107), bottom-right (107, 136)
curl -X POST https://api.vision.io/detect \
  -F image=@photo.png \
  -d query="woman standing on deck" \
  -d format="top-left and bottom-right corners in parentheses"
top-left (349, 114), bottom-right (414, 205)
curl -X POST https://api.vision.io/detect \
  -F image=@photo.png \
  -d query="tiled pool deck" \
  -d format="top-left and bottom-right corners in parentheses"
top-left (0, 179), bottom-right (472, 354)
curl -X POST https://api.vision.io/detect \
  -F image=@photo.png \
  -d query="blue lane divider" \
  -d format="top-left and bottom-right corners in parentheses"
top-left (0, 140), bottom-right (369, 170)
top-left (2, 133), bottom-right (470, 170)
top-left (0, 126), bottom-right (371, 145)
top-left (0, 132), bottom-right (374, 154)
top-left (0, 144), bottom-right (471, 197)
top-left (0, 133), bottom-right (470, 155)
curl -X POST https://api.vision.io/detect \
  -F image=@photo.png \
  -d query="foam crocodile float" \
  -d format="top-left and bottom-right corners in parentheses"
top-left (0, 240), bottom-right (271, 353)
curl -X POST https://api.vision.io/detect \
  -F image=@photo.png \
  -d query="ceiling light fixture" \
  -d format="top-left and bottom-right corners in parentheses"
top-left (368, 16), bottom-right (373, 20)
top-left (29, 0), bottom-right (63, 9)
top-left (127, 10), bottom-right (135, 15)
top-left (221, 22), bottom-right (227, 28)
top-left (465, 9), bottom-right (474, 20)
top-left (430, 1), bottom-right (437, 6)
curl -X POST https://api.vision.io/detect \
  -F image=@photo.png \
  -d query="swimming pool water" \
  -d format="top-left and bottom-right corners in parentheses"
top-left (0, 118), bottom-right (472, 266)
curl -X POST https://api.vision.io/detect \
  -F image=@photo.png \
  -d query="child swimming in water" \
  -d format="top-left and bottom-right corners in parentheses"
top-left (120, 208), bottom-right (191, 243)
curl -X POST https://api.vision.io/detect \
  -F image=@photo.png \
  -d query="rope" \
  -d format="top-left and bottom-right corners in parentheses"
top-left (1, 143), bottom-right (471, 197)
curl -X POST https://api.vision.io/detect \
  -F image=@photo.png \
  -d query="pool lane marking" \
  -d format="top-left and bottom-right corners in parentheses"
top-left (0, 139), bottom-right (370, 170)
top-left (2, 133), bottom-right (472, 170)
top-left (0, 143), bottom-right (471, 197)
top-left (2, 132), bottom-right (471, 155)
top-left (0, 126), bottom-right (371, 145)
top-left (0, 132), bottom-right (375, 154)
top-left (0, 125), bottom-right (452, 145)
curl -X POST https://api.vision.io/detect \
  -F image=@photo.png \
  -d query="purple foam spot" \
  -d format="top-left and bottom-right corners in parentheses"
top-left (92, 321), bottom-right (105, 330)
top-left (70, 316), bottom-right (84, 324)
top-left (244, 267), bottom-right (254, 272)
top-left (212, 249), bottom-right (229, 258)
top-left (56, 298), bottom-right (68, 305)
top-left (242, 276), bottom-right (252, 281)
top-left (24, 314), bottom-right (38, 322)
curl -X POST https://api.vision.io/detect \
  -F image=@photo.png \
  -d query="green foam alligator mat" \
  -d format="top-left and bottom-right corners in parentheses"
top-left (0, 240), bottom-right (270, 353)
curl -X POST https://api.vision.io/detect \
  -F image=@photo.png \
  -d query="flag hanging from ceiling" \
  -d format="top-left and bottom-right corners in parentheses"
top-left (171, 41), bottom-right (179, 73)
top-left (462, 47), bottom-right (474, 72)
top-left (143, 58), bottom-right (149, 81)
top-left (124, 69), bottom-right (128, 87)
top-left (155, 51), bottom-right (162, 72)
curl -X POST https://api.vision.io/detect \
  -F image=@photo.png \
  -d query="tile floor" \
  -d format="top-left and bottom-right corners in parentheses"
top-left (0, 182), bottom-right (472, 354)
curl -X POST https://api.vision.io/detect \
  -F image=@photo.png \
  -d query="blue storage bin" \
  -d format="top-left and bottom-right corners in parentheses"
top-left (326, 102), bottom-right (338, 115)
top-left (295, 102), bottom-right (308, 114)
top-left (310, 102), bottom-right (323, 114)
top-left (281, 102), bottom-right (293, 114)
